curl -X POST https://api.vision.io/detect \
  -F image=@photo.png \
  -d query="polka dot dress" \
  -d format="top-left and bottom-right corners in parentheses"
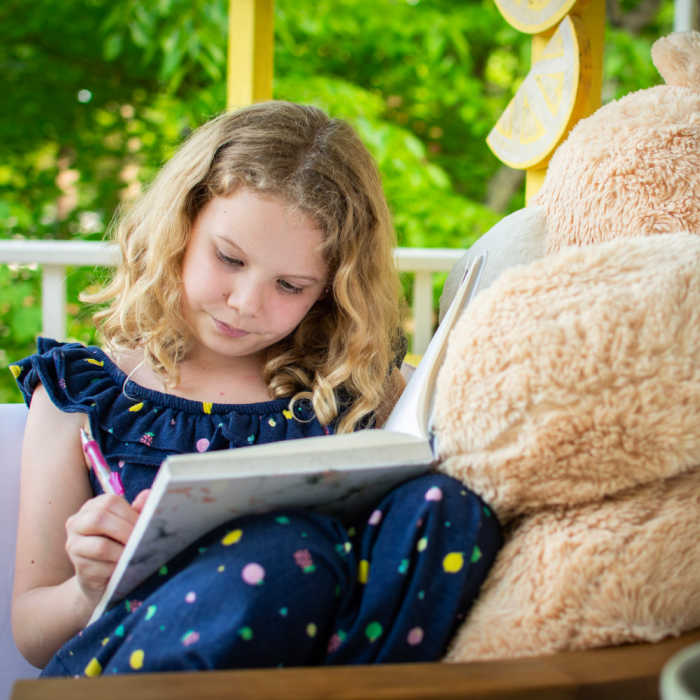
top-left (12, 339), bottom-right (502, 674)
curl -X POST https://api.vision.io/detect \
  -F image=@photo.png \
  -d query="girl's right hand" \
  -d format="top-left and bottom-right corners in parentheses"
top-left (64, 494), bottom-right (140, 604)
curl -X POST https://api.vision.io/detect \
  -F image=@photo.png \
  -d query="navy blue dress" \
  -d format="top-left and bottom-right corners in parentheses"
top-left (11, 338), bottom-right (502, 675)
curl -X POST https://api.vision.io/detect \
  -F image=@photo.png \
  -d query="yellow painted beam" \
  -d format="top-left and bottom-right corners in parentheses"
top-left (569, 0), bottom-right (605, 119)
top-left (525, 0), bottom-right (605, 201)
top-left (227, 0), bottom-right (275, 110)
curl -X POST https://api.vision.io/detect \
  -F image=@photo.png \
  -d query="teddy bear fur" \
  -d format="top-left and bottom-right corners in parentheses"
top-left (433, 31), bottom-right (700, 662)
top-left (537, 30), bottom-right (700, 253)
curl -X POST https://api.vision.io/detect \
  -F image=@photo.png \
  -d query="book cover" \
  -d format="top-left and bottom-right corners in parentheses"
top-left (88, 254), bottom-right (485, 622)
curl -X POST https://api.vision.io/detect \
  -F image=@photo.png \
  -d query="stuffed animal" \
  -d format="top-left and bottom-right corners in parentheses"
top-left (433, 30), bottom-right (700, 662)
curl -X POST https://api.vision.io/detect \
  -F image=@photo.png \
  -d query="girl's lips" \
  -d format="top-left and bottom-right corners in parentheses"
top-left (213, 318), bottom-right (250, 338)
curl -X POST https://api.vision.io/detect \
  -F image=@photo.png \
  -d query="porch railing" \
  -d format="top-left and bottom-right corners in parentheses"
top-left (0, 240), bottom-right (463, 355)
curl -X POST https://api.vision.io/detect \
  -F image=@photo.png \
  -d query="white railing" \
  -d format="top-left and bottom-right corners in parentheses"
top-left (0, 240), bottom-right (463, 354)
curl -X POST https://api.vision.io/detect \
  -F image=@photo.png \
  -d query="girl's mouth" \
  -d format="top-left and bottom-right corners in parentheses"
top-left (213, 318), bottom-right (250, 338)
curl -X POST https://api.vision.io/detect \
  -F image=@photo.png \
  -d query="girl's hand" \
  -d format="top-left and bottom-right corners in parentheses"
top-left (64, 494), bottom-right (140, 603)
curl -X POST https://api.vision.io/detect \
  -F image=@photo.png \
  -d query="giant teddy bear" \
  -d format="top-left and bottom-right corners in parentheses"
top-left (433, 30), bottom-right (700, 662)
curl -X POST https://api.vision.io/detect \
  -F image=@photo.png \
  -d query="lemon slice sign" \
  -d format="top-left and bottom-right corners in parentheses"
top-left (494, 0), bottom-right (577, 34)
top-left (487, 15), bottom-right (580, 170)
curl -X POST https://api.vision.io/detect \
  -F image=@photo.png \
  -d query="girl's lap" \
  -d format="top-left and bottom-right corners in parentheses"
top-left (42, 474), bottom-right (501, 676)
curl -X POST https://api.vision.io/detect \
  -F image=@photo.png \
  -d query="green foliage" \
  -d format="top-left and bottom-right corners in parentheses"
top-left (604, 26), bottom-right (666, 99)
top-left (275, 0), bottom-right (524, 205)
top-left (0, 0), bottom-right (675, 400)
top-left (0, 265), bottom-right (41, 401)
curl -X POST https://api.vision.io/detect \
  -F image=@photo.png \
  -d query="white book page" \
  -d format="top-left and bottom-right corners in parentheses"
top-left (382, 253), bottom-right (485, 442)
top-left (90, 430), bottom-right (433, 622)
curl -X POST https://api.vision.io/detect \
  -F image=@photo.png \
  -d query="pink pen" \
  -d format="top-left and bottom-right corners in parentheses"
top-left (79, 426), bottom-right (125, 496)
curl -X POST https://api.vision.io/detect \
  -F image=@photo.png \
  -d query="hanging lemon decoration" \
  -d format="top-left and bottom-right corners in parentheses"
top-left (487, 0), bottom-right (604, 200)
top-left (494, 0), bottom-right (577, 33)
top-left (486, 14), bottom-right (582, 171)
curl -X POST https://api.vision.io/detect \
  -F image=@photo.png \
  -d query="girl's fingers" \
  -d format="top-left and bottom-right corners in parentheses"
top-left (66, 494), bottom-right (138, 545)
top-left (67, 534), bottom-right (126, 597)
top-left (65, 532), bottom-right (125, 566)
top-left (71, 552), bottom-right (118, 582)
top-left (64, 494), bottom-right (139, 597)
top-left (132, 488), bottom-right (151, 513)
top-left (69, 550), bottom-right (120, 597)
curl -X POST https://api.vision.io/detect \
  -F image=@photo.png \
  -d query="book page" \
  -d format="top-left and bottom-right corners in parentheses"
top-left (89, 430), bottom-right (433, 622)
top-left (382, 253), bottom-right (485, 441)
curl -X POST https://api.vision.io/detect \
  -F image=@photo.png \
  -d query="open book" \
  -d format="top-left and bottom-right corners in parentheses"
top-left (89, 254), bottom-right (485, 623)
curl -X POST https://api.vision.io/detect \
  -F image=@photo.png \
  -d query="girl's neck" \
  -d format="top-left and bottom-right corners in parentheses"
top-left (113, 348), bottom-right (273, 405)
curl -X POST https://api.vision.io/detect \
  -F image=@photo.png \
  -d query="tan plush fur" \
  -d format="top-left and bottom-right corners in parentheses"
top-left (433, 31), bottom-right (700, 662)
top-left (445, 469), bottom-right (700, 660)
top-left (435, 235), bottom-right (700, 521)
top-left (435, 235), bottom-right (700, 660)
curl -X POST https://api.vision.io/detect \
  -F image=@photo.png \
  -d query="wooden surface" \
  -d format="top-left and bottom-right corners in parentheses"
top-left (11, 629), bottom-right (700, 700)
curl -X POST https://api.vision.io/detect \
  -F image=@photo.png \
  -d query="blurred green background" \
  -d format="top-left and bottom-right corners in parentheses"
top-left (0, 0), bottom-right (674, 401)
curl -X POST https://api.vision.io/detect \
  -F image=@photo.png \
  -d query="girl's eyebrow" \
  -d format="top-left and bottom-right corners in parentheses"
top-left (214, 233), bottom-right (245, 256)
top-left (214, 234), bottom-right (324, 284)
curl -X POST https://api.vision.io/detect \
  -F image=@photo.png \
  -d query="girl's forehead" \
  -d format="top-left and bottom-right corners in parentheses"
top-left (195, 191), bottom-right (328, 274)
top-left (205, 189), bottom-right (314, 228)
top-left (213, 187), bottom-right (318, 225)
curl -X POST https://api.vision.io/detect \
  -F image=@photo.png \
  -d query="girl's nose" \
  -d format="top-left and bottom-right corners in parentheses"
top-left (225, 275), bottom-right (264, 316)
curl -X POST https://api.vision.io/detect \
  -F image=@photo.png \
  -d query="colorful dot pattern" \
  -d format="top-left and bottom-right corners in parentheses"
top-left (10, 339), bottom-right (334, 504)
top-left (38, 474), bottom-right (501, 675)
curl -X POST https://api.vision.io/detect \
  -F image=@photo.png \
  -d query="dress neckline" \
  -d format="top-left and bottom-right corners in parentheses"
top-left (89, 344), bottom-right (294, 416)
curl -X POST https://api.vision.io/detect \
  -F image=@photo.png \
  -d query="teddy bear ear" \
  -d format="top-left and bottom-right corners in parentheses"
top-left (651, 30), bottom-right (700, 89)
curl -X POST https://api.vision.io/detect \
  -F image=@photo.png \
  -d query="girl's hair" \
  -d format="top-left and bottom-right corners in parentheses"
top-left (86, 101), bottom-right (402, 433)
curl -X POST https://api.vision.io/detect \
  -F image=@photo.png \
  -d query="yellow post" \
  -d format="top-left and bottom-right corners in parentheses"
top-left (487, 0), bottom-right (605, 203)
top-left (568, 0), bottom-right (605, 119)
top-left (227, 0), bottom-right (275, 110)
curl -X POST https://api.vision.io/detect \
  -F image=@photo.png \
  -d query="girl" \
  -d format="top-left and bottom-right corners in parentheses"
top-left (11, 101), bottom-right (501, 675)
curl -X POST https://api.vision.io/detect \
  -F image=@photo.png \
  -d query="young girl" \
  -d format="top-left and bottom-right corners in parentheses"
top-left (11, 101), bottom-right (501, 676)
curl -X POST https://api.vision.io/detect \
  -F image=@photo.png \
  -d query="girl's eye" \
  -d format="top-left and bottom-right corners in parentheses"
top-left (216, 250), bottom-right (243, 267)
top-left (277, 279), bottom-right (303, 295)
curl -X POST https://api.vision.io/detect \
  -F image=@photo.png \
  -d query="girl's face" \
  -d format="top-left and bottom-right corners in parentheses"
top-left (181, 188), bottom-right (328, 367)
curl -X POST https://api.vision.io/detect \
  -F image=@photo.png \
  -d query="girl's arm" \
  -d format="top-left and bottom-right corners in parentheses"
top-left (12, 384), bottom-right (141, 668)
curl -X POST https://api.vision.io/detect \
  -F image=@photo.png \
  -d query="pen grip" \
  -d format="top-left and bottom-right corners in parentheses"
top-left (109, 471), bottom-right (126, 496)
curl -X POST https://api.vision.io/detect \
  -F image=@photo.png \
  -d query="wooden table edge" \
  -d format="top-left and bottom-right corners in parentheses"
top-left (12, 629), bottom-right (700, 700)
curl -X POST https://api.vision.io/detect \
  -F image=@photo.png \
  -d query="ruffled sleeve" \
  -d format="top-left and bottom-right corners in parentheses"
top-left (10, 337), bottom-right (112, 413)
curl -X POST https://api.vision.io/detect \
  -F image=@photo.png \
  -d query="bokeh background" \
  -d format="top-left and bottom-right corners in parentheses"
top-left (0, 0), bottom-right (675, 400)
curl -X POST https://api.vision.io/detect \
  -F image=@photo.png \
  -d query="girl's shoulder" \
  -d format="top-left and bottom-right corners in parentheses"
top-left (9, 338), bottom-right (332, 456)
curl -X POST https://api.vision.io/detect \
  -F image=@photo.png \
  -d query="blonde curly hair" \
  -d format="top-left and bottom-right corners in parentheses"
top-left (85, 101), bottom-right (402, 433)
